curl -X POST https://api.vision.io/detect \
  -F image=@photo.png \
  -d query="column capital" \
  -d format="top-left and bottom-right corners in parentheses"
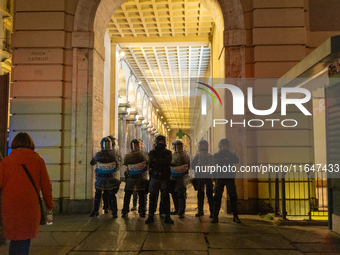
top-left (119, 103), bottom-right (130, 115)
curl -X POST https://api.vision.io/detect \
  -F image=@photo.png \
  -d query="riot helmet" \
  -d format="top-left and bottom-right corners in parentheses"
top-left (154, 135), bottom-right (166, 150)
top-left (198, 139), bottom-right (208, 152)
top-left (218, 138), bottom-right (230, 151)
top-left (107, 135), bottom-right (116, 147)
top-left (155, 135), bottom-right (166, 145)
top-left (172, 140), bottom-right (184, 152)
top-left (131, 139), bottom-right (141, 151)
top-left (101, 137), bottom-right (112, 151)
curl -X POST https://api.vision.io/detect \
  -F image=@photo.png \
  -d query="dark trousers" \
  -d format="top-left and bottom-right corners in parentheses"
top-left (102, 190), bottom-right (109, 210)
top-left (149, 178), bottom-right (170, 216)
top-left (167, 180), bottom-right (179, 212)
top-left (133, 190), bottom-right (138, 207)
top-left (213, 179), bottom-right (238, 217)
top-left (9, 239), bottom-right (31, 255)
top-left (94, 188), bottom-right (117, 214)
top-left (197, 179), bottom-right (214, 214)
top-left (123, 190), bottom-right (145, 214)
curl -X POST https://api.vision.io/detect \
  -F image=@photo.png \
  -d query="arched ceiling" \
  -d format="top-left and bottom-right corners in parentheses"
top-left (108, 0), bottom-right (213, 129)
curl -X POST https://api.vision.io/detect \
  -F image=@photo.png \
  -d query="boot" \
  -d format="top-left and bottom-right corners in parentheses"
top-left (196, 190), bottom-right (204, 217)
top-left (164, 215), bottom-right (174, 224)
top-left (121, 210), bottom-right (128, 218)
top-left (195, 211), bottom-right (204, 217)
top-left (103, 190), bottom-right (110, 213)
top-left (89, 210), bottom-right (99, 217)
top-left (233, 214), bottom-right (241, 224)
top-left (108, 191), bottom-right (118, 219)
top-left (170, 209), bottom-right (178, 215)
top-left (145, 215), bottom-right (154, 224)
top-left (90, 190), bottom-right (101, 217)
top-left (211, 216), bottom-right (218, 223)
top-left (178, 199), bottom-right (185, 219)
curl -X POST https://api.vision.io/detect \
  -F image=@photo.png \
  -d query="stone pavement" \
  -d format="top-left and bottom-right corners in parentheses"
top-left (1, 187), bottom-right (340, 255)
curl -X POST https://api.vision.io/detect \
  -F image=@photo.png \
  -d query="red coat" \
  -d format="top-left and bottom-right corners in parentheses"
top-left (0, 149), bottom-right (54, 240)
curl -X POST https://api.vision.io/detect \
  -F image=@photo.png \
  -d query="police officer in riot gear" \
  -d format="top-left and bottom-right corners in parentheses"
top-left (122, 139), bottom-right (149, 218)
top-left (100, 135), bottom-right (121, 214)
top-left (132, 139), bottom-right (149, 212)
top-left (145, 135), bottom-right (173, 224)
top-left (90, 137), bottom-right (120, 218)
top-left (212, 138), bottom-right (240, 223)
top-left (170, 140), bottom-right (190, 218)
top-left (192, 140), bottom-right (214, 217)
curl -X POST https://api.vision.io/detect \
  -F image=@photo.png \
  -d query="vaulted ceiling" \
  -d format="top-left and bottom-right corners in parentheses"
top-left (108, 0), bottom-right (214, 129)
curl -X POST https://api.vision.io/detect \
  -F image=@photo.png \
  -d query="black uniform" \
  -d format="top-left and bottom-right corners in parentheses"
top-left (213, 150), bottom-right (239, 219)
top-left (148, 146), bottom-right (172, 217)
top-left (192, 151), bottom-right (214, 216)
top-left (90, 150), bottom-right (120, 217)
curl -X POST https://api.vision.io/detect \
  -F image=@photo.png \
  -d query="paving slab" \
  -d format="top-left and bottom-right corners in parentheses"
top-left (293, 243), bottom-right (340, 253)
top-left (209, 249), bottom-right (303, 255)
top-left (202, 220), bottom-right (277, 234)
top-left (39, 220), bottom-right (104, 232)
top-left (140, 252), bottom-right (208, 255)
top-left (51, 231), bottom-right (90, 246)
top-left (74, 230), bottom-right (147, 252)
top-left (143, 233), bottom-right (207, 250)
top-left (98, 215), bottom-right (203, 233)
top-left (68, 252), bottom-right (138, 255)
top-left (30, 232), bottom-right (60, 246)
top-left (207, 233), bottom-right (295, 249)
top-left (274, 225), bottom-right (340, 243)
top-left (28, 246), bottom-right (74, 255)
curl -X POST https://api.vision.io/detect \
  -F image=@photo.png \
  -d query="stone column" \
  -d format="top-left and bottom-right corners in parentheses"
top-left (147, 125), bottom-right (153, 152)
top-left (142, 121), bottom-right (149, 151)
top-left (118, 103), bottom-right (129, 177)
top-left (126, 110), bottom-right (137, 151)
top-left (135, 116), bottom-right (143, 140)
top-left (150, 128), bottom-right (156, 149)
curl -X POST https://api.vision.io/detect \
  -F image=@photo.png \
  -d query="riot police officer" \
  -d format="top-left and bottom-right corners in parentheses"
top-left (101, 135), bottom-right (121, 214)
top-left (192, 140), bottom-right (214, 218)
top-left (90, 137), bottom-right (120, 218)
top-left (122, 139), bottom-right (149, 218)
top-left (170, 140), bottom-right (190, 218)
top-left (212, 138), bottom-right (240, 223)
top-left (145, 135), bottom-right (173, 224)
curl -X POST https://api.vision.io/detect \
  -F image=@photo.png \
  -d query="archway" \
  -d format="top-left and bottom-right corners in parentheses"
top-left (71, 0), bottom-right (245, 207)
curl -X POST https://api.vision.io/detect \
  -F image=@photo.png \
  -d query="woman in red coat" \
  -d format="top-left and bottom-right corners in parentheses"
top-left (0, 132), bottom-right (54, 255)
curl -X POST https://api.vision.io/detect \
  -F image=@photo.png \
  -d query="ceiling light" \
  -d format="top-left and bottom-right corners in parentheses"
top-left (156, 109), bottom-right (159, 112)
top-left (168, 129), bottom-right (170, 131)
top-left (167, 126), bottom-right (169, 128)
top-left (164, 122), bottom-right (166, 124)
top-left (161, 116), bottom-right (163, 119)
top-left (150, 98), bottom-right (153, 101)
top-left (138, 81), bottom-right (142, 85)
top-left (120, 51), bottom-right (125, 57)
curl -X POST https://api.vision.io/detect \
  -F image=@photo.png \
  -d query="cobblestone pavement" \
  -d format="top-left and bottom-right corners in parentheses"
top-left (1, 187), bottom-right (339, 255)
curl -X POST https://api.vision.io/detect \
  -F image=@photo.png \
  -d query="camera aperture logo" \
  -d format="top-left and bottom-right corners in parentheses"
top-left (197, 83), bottom-right (312, 128)
top-left (197, 82), bottom-right (223, 115)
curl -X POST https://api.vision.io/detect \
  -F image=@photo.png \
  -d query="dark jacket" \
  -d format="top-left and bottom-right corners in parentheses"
top-left (214, 150), bottom-right (239, 179)
top-left (149, 147), bottom-right (172, 179)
